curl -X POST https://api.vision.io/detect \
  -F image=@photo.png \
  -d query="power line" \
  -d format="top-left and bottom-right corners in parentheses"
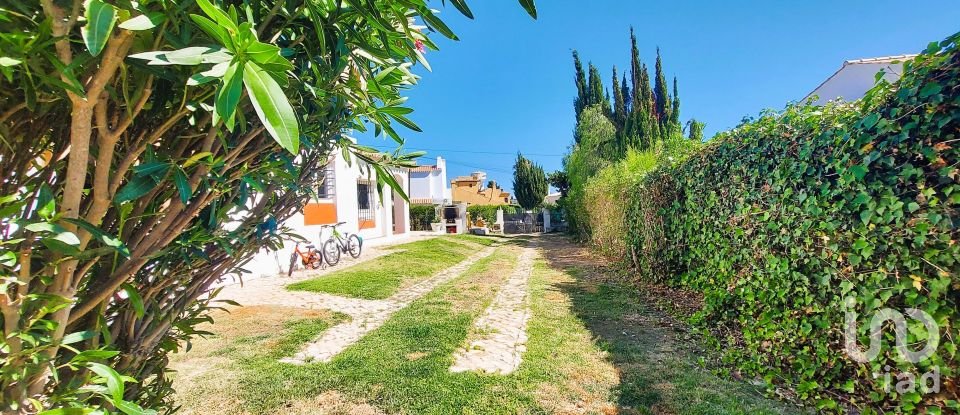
top-left (366, 144), bottom-right (564, 158)
top-left (408, 154), bottom-right (514, 175)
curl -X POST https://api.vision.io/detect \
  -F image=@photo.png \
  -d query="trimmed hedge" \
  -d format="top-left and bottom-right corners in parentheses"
top-left (466, 204), bottom-right (520, 225)
top-left (625, 37), bottom-right (958, 413)
top-left (409, 204), bottom-right (436, 231)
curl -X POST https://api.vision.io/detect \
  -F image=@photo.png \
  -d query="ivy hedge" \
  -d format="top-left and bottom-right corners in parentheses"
top-left (624, 36), bottom-right (958, 412)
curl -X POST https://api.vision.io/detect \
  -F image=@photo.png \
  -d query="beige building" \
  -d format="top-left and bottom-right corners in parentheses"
top-left (451, 171), bottom-right (511, 205)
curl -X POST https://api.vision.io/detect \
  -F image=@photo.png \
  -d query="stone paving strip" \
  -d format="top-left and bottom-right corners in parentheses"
top-left (280, 246), bottom-right (498, 364)
top-left (449, 245), bottom-right (535, 375)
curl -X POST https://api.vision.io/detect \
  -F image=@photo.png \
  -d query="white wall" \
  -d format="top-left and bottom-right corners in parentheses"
top-left (241, 152), bottom-right (410, 279)
top-left (408, 156), bottom-right (450, 204)
top-left (809, 61), bottom-right (906, 105)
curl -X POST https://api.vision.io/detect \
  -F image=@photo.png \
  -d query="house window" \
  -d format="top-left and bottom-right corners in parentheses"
top-left (357, 180), bottom-right (375, 224)
top-left (315, 166), bottom-right (335, 200)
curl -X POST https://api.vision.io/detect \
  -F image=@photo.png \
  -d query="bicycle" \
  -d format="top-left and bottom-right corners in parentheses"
top-left (320, 221), bottom-right (362, 266)
top-left (288, 242), bottom-right (323, 276)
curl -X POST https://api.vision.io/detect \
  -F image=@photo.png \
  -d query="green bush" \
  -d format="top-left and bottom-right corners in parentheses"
top-left (466, 204), bottom-right (520, 225)
top-left (627, 36), bottom-right (959, 413)
top-left (583, 149), bottom-right (658, 258)
top-left (409, 205), bottom-right (437, 231)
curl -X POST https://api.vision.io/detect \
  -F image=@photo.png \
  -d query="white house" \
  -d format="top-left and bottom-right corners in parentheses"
top-left (244, 150), bottom-right (411, 277)
top-left (806, 54), bottom-right (916, 105)
top-left (408, 156), bottom-right (450, 205)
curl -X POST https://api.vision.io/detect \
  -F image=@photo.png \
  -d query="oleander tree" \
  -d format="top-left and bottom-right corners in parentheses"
top-left (0, 0), bottom-right (536, 412)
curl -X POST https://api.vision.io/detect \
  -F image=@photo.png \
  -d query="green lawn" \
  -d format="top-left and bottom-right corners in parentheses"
top-left (286, 237), bottom-right (483, 299)
top-left (172, 237), bottom-right (807, 414)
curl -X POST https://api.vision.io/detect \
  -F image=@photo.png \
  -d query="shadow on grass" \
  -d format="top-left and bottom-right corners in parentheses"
top-left (538, 234), bottom-right (809, 415)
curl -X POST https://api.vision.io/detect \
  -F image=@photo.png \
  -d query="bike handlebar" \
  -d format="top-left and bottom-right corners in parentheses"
top-left (320, 221), bottom-right (348, 229)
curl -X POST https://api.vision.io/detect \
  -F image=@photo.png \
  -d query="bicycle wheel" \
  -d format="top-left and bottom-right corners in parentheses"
top-left (288, 252), bottom-right (298, 276)
top-left (347, 234), bottom-right (362, 258)
top-left (323, 239), bottom-right (341, 266)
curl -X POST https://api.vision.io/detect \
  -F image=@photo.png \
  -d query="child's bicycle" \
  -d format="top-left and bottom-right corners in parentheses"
top-left (320, 222), bottom-right (362, 266)
top-left (288, 242), bottom-right (323, 276)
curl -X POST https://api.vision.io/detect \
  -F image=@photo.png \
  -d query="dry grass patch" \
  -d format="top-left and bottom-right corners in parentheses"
top-left (277, 391), bottom-right (386, 415)
top-left (169, 305), bottom-right (343, 414)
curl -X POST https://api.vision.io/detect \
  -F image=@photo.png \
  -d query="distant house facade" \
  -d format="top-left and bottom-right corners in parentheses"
top-left (299, 151), bottom-right (410, 239)
top-left (451, 171), bottom-right (511, 205)
top-left (409, 156), bottom-right (451, 205)
top-left (244, 151), bottom-right (410, 277)
top-left (806, 55), bottom-right (916, 105)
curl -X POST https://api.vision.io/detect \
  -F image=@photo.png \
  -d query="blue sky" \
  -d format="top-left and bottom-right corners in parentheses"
top-left (358, 0), bottom-right (960, 193)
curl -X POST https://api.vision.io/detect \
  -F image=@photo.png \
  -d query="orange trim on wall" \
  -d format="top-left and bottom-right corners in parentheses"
top-left (359, 219), bottom-right (375, 230)
top-left (303, 203), bottom-right (337, 225)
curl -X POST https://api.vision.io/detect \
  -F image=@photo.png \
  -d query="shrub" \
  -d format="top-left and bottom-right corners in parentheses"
top-left (466, 205), bottom-right (520, 225)
top-left (627, 36), bottom-right (959, 413)
top-left (0, 0), bottom-right (536, 411)
top-left (583, 149), bottom-right (658, 258)
top-left (409, 205), bottom-right (438, 231)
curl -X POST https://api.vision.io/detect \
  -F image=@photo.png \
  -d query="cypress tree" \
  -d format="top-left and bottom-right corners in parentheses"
top-left (669, 76), bottom-right (681, 135)
top-left (587, 63), bottom-right (609, 115)
top-left (653, 47), bottom-right (671, 126)
top-left (640, 63), bottom-right (653, 114)
top-left (513, 153), bottom-right (548, 210)
top-left (572, 50), bottom-right (588, 120)
top-left (611, 66), bottom-right (626, 131)
top-left (628, 29), bottom-right (639, 106)
top-left (621, 74), bottom-right (631, 114)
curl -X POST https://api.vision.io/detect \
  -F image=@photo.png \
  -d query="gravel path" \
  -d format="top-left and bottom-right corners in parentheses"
top-left (280, 246), bottom-right (497, 364)
top-left (449, 245), bottom-right (535, 375)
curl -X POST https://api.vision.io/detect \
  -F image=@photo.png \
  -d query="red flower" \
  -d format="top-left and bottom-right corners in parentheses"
top-left (414, 39), bottom-right (426, 53)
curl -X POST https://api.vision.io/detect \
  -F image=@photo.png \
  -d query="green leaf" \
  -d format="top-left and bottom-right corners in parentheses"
top-left (388, 113), bottom-right (422, 132)
top-left (860, 112), bottom-right (879, 129)
top-left (81, 0), bottom-right (117, 57)
top-left (70, 349), bottom-right (120, 362)
top-left (848, 164), bottom-right (867, 180)
top-left (172, 167), bottom-right (191, 204)
top-left (63, 218), bottom-right (131, 257)
top-left (38, 409), bottom-right (92, 415)
top-left (188, 61), bottom-right (230, 86)
top-left (61, 330), bottom-right (97, 345)
top-left (115, 164), bottom-right (170, 204)
top-left (448, 0), bottom-right (474, 19)
top-left (129, 47), bottom-right (231, 66)
top-left (0, 251), bottom-right (15, 267)
top-left (37, 184), bottom-right (55, 219)
top-left (242, 61), bottom-right (299, 153)
top-left (919, 82), bottom-right (942, 98)
top-left (116, 400), bottom-right (157, 415)
top-left (378, 106), bottom-right (413, 116)
top-left (86, 362), bottom-right (124, 402)
top-left (215, 62), bottom-right (243, 130)
top-left (194, 0), bottom-right (239, 33)
top-left (0, 57), bottom-right (21, 67)
top-left (117, 12), bottom-right (165, 30)
top-left (246, 42), bottom-right (283, 66)
top-left (121, 283), bottom-right (145, 318)
top-left (182, 152), bottom-right (213, 168)
top-left (517, 0), bottom-right (537, 19)
top-left (419, 9), bottom-right (458, 40)
top-left (189, 14), bottom-right (232, 49)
